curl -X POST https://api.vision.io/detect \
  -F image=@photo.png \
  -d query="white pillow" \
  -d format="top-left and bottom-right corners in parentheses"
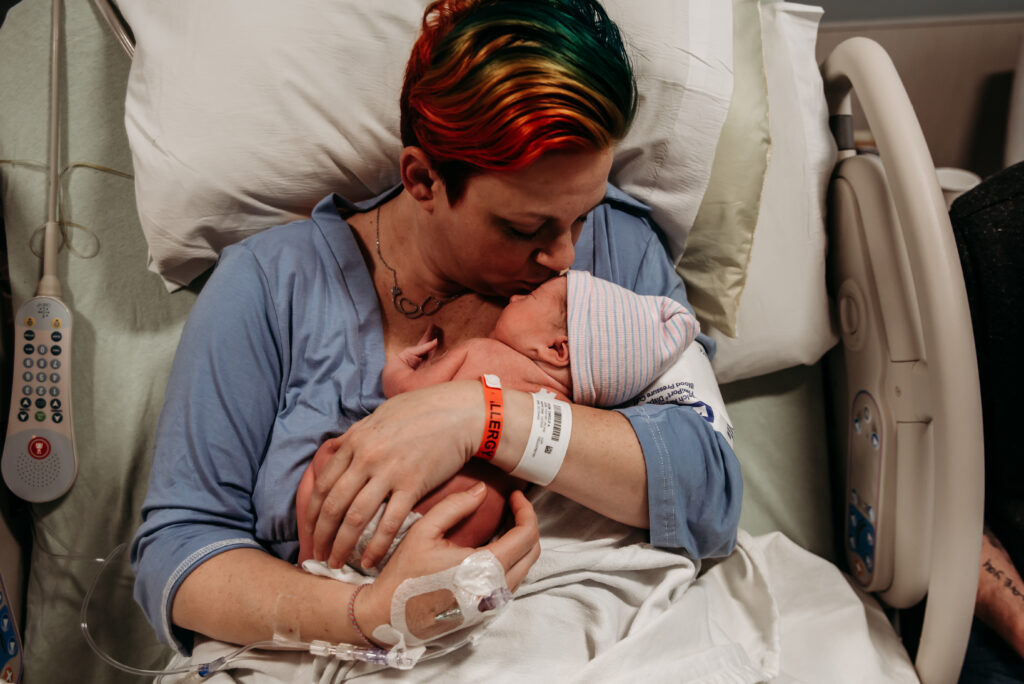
top-left (709, 1), bottom-right (838, 384)
top-left (120, 0), bottom-right (733, 292)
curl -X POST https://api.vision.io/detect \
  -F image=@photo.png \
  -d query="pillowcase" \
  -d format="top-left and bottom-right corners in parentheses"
top-left (679, 0), bottom-right (770, 337)
top-left (120, 0), bottom-right (733, 292)
top-left (709, 1), bottom-right (838, 384)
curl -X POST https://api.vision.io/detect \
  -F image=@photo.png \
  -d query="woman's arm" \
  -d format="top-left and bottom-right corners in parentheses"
top-left (173, 488), bottom-right (540, 647)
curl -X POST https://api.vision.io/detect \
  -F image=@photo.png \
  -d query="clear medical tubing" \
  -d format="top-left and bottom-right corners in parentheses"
top-left (79, 544), bottom-right (415, 678)
top-left (821, 38), bottom-right (985, 684)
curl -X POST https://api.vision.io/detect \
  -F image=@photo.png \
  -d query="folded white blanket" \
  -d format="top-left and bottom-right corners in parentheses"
top-left (160, 490), bottom-right (918, 683)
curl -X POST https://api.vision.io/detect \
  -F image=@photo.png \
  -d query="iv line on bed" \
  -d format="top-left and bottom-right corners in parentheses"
top-left (77, 544), bottom-right (430, 678)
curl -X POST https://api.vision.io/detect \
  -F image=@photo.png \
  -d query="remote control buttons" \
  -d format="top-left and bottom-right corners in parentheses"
top-left (23, 330), bottom-right (34, 341)
top-left (20, 398), bottom-right (31, 409)
top-left (51, 331), bottom-right (62, 342)
top-left (52, 413), bottom-right (63, 424)
top-left (50, 345), bottom-right (62, 356)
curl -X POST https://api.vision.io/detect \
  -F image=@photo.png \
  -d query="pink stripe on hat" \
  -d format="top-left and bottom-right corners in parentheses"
top-left (566, 270), bottom-right (699, 407)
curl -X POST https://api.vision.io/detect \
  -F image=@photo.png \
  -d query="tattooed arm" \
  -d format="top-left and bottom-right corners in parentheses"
top-left (976, 525), bottom-right (1024, 659)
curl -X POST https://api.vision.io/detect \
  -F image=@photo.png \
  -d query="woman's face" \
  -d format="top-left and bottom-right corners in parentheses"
top-left (428, 147), bottom-right (613, 299)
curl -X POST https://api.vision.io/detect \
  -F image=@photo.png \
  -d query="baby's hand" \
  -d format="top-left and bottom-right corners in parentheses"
top-left (397, 324), bottom-right (440, 370)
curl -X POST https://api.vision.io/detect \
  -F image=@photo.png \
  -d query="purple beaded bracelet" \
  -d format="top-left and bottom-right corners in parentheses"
top-left (348, 583), bottom-right (375, 647)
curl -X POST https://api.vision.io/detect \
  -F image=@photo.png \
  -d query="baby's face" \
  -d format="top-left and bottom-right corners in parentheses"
top-left (490, 276), bottom-right (568, 359)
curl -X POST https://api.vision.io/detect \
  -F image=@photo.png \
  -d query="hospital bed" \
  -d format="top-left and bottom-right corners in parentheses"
top-left (0, 1), bottom-right (988, 682)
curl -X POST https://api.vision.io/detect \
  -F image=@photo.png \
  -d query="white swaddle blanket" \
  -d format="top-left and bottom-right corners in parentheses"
top-left (162, 490), bottom-right (918, 683)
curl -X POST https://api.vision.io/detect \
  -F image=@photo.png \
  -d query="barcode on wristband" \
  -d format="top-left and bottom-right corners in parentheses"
top-left (511, 391), bottom-right (572, 486)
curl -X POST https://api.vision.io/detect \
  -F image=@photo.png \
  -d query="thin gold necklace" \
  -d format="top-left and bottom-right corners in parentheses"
top-left (374, 205), bottom-right (465, 319)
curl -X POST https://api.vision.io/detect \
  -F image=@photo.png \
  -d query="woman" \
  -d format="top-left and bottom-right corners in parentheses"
top-left (131, 0), bottom-right (741, 658)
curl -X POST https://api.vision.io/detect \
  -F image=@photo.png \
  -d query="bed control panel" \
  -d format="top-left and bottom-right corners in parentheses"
top-left (846, 391), bottom-right (888, 588)
top-left (2, 296), bottom-right (77, 503)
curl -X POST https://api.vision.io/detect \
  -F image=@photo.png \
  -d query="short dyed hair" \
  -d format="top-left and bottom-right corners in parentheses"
top-left (401, 0), bottom-right (638, 203)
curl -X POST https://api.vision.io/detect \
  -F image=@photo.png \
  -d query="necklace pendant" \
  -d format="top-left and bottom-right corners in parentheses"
top-left (391, 285), bottom-right (402, 297)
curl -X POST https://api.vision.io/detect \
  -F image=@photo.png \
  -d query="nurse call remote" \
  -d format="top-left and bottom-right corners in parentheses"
top-left (2, 296), bottom-right (77, 502)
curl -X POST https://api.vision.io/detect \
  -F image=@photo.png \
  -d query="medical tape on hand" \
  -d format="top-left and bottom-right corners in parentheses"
top-left (371, 550), bottom-right (512, 649)
top-left (510, 390), bottom-right (572, 486)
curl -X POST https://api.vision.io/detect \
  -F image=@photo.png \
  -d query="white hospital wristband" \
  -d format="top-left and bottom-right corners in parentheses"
top-left (509, 391), bottom-right (572, 486)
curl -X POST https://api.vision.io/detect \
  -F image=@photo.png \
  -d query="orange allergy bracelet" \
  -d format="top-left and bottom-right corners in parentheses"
top-left (474, 374), bottom-right (503, 460)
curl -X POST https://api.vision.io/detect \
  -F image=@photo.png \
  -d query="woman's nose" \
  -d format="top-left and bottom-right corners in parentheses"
top-left (535, 230), bottom-right (575, 273)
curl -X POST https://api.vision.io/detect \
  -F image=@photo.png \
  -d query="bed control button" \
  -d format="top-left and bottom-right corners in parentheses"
top-left (49, 360), bottom-right (60, 370)
top-left (35, 399), bottom-right (45, 409)
top-left (853, 417), bottom-right (862, 434)
top-left (24, 316), bottom-right (34, 328)
top-left (20, 398), bottom-right (31, 409)
top-left (23, 330), bottom-right (34, 341)
top-left (50, 399), bottom-right (61, 410)
top-left (22, 344), bottom-right (34, 355)
top-left (51, 331), bottom-right (62, 342)
top-left (871, 433), bottom-right (880, 450)
top-left (21, 386), bottom-right (32, 397)
top-left (22, 358), bottom-right (33, 368)
top-left (35, 387), bottom-right (46, 397)
top-left (36, 345), bottom-right (47, 356)
top-left (50, 345), bottom-right (61, 356)
top-left (27, 437), bottom-right (50, 460)
top-left (49, 387), bottom-right (59, 397)
top-left (34, 412), bottom-right (45, 422)
top-left (49, 373), bottom-right (59, 384)
top-left (16, 412), bottom-right (28, 423)
top-left (52, 413), bottom-right (63, 424)
top-left (36, 359), bottom-right (46, 369)
top-left (35, 373), bottom-right (46, 383)
top-left (21, 372), bottom-right (32, 383)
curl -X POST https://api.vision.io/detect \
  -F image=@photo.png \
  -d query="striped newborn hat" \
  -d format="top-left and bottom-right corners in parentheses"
top-left (566, 270), bottom-right (699, 407)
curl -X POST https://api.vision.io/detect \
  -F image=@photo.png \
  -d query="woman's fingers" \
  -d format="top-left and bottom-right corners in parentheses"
top-left (322, 478), bottom-right (392, 568)
top-left (359, 490), bottom-right (419, 570)
top-left (485, 490), bottom-right (541, 586)
top-left (412, 482), bottom-right (489, 539)
top-left (303, 437), bottom-right (350, 537)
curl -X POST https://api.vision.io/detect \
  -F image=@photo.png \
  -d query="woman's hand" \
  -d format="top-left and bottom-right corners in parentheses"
top-left (357, 485), bottom-right (541, 641)
top-left (305, 380), bottom-right (484, 569)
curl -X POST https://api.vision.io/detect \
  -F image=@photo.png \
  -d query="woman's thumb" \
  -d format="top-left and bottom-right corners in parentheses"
top-left (419, 482), bottom-right (487, 535)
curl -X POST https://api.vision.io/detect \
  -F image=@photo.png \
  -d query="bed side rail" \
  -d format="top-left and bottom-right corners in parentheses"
top-left (821, 37), bottom-right (985, 684)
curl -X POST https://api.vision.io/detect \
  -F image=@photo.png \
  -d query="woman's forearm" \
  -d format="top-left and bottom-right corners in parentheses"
top-left (172, 548), bottom-right (370, 647)
top-left (492, 389), bottom-right (649, 528)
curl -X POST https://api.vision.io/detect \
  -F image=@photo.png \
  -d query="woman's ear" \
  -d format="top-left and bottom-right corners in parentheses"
top-left (400, 147), bottom-right (441, 210)
top-left (538, 335), bottom-right (570, 367)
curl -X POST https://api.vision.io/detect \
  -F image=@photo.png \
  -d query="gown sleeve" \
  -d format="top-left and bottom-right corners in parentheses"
top-left (130, 242), bottom-right (286, 652)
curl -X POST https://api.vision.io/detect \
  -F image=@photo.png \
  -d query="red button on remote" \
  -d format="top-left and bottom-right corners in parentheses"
top-left (28, 437), bottom-right (51, 459)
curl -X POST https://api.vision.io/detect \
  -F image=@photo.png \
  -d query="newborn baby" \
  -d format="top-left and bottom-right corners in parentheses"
top-left (296, 270), bottom-right (699, 570)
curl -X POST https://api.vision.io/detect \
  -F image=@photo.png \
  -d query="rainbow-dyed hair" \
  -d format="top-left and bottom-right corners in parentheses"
top-left (401, 0), bottom-right (637, 202)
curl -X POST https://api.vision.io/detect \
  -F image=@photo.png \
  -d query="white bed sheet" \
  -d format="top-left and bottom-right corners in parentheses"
top-left (160, 491), bottom-right (917, 683)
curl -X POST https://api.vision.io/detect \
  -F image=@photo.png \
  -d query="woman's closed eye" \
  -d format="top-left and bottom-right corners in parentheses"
top-left (500, 215), bottom-right (588, 241)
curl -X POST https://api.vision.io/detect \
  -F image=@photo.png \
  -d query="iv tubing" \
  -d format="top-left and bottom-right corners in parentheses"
top-left (38, 0), bottom-right (63, 298)
top-left (79, 544), bottom-right (416, 678)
